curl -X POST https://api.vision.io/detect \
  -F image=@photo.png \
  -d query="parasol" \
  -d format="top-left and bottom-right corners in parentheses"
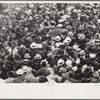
top-left (46, 28), bottom-right (67, 37)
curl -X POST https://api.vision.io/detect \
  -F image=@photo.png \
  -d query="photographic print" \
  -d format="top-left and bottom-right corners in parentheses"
top-left (0, 3), bottom-right (99, 83)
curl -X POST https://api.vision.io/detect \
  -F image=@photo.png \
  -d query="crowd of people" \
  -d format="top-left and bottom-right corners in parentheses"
top-left (0, 3), bottom-right (100, 83)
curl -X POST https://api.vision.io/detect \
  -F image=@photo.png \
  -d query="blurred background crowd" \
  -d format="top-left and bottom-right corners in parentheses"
top-left (0, 3), bottom-right (100, 83)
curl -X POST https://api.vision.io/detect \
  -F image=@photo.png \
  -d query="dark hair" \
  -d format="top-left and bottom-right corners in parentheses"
top-left (45, 45), bottom-right (50, 51)
top-left (69, 71), bottom-right (75, 78)
top-left (62, 74), bottom-right (68, 82)
top-left (32, 69), bottom-right (38, 77)
top-left (7, 71), bottom-right (13, 77)
top-left (80, 78), bottom-right (87, 83)
top-left (7, 56), bottom-right (14, 62)
top-left (39, 76), bottom-right (48, 83)
top-left (2, 67), bottom-right (10, 73)
top-left (41, 61), bottom-right (47, 67)
top-left (53, 66), bottom-right (59, 74)
top-left (41, 36), bottom-right (48, 42)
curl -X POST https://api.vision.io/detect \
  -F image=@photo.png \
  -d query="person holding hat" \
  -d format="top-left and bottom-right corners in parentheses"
top-left (34, 54), bottom-right (42, 60)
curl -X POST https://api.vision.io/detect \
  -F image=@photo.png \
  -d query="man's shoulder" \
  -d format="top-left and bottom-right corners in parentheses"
top-left (5, 78), bottom-right (14, 83)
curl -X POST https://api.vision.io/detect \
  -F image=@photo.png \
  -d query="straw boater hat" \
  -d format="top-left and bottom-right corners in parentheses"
top-left (68, 31), bottom-right (73, 37)
top-left (98, 69), bottom-right (100, 73)
top-left (58, 19), bottom-right (65, 23)
top-left (73, 44), bottom-right (81, 51)
top-left (55, 42), bottom-right (63, 48)
top-left (76, 58), bottom-right (80, 64)
top-left (97, 19), bottom-right (100, 23)
top-left (72, 66), bottom-right (78, 72)
top-left (22, 66), bottom-right (30, 73)
top-left (89, 53), bottom-right (96, 59)
top-left (34, 54), bottom-right (42, 59)
top-left (30, 42), bottom-right (37, 49)
top-left (57, 24), bottom-right (63, 28)
top-left (55, 35), bottom-right (61, 42)
top-left (37, 44), bottom-right (43, 49)
top-left (57, 59), bottom-right (64, 66)
top-left (41, 59), bottom-right (48, 65)
top-left (16, 69), bottom-right (24, 75)
top-left (24, 53), bottom-right (31, 59)
top-left (61, 15), bottom-right (68, 19)
top-left (63, 37), bottom-right (72, 44)
top-left (66, 60), bottom-right (72, 66)
top-left (78, 33), bottom-right (86, 40)
top-left (73, 44), bottom-right (79, 50)
top-left (79, 50), bottom-right (85, 55)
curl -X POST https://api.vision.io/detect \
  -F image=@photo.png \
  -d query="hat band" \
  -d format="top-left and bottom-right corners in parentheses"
top-left (59, 62), bottom-right (64, 65)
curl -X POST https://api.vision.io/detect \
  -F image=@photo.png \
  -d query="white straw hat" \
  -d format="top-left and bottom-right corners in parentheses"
top-left (16, 69), bottom-right (24, 75)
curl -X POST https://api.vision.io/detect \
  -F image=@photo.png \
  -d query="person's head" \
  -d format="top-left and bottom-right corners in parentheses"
top-left (7, 56), bottom-right (14, 62)
top-left (7, 71), bottom-right (14, 78)
top-left (2, 67), bottom-right (10, 73)
top-left (57, 59), bottom-right (64, 67)
top-left (34, 54), bottom-right (42, 60)
top-left (45, 45), bottom-right (50, 51)
top-left (62, 73), bottom-right (68, 82)
top-left (16, 69), bottom-right (24, 76)
top-left (14, 64), bottom-right (21, 71)
top-left (14, 54), bottom-right (21, 60)
top-left (0, 48), bottom-right (4, 53)
top-left (24, 53), bottom-right (31, 60)
top-left (11, 42), bottom-right (15, 49)
top-left (53, 65), bottom-right (59, 74)
top-left (68, 71), bottom-right (75, 78)
top-left (22, 66), bottom-right (31, 75)
top-left (41, 61), bottom-right (47, 67)
top-left (38, 76), bottom-right (48, 83)
top-left (80, 78), bottom-right (87, 83)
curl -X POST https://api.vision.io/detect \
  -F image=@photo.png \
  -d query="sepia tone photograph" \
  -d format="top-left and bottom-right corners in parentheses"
top-left (0, 3), bottom-right (99, 83)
